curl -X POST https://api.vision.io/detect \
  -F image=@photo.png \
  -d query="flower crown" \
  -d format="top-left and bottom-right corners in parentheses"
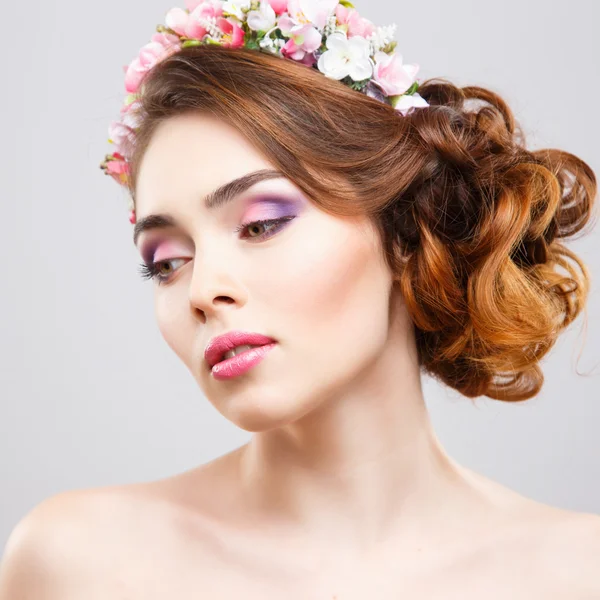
top-left (100, 0), bottom-right (429, 224)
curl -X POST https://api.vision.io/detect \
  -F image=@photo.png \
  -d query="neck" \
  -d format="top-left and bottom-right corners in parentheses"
top-left (237, 319), bottom-right (488, 562)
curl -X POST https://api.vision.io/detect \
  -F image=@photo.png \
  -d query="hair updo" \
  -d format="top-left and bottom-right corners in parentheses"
top-left (126, 45), bottom-right (598, 403)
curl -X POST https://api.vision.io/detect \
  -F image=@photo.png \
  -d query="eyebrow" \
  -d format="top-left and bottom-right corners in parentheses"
top-left (133, 168), bottom-right (285, 246)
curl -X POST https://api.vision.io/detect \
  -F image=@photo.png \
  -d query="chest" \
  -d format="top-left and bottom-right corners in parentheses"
top-left (70, 498), bottom-right (589, 600)
top-left (81, 543), bottom-right (571, 600)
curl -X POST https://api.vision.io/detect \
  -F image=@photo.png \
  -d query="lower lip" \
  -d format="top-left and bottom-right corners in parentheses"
top-left (211, 343), bottom-right (277, 380)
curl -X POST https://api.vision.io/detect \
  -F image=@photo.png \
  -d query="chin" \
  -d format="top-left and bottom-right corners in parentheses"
top-left (211, 387), bottom-right (321, 433)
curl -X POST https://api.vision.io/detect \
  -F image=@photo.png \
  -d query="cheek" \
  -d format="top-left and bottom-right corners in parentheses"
top-left (154, 291), bottom-right (195, 367)
top-left (266, 216), bottom-right (393, 366)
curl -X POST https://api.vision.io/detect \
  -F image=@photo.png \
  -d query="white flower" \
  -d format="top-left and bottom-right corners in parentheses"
top-left (247, 0), bottom-right (277, 31)
top-left (222, 0), bottom-right (251, 21)
top-left (392, 92), bottom-right (430, 116)
top-left (261, 37), bottom-right (286, 53)
top-left (367, 23), bottom-right (397, 54)
top-left (195, 14), bottom-right (222, 39)
top-left (323, 14), bottom-right (338, 37)
top-left (259, 22), bottom-right (287, 54)
top-left (317, 31), bottom-right (373, 81)
top-left (259, 37), bottom-right (275, 51)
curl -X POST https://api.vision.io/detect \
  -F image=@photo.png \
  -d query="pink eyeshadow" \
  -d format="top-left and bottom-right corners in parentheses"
top-left (152, 241), bottom-right (183, 263)
top-left (144, 196), bottom-right (302, 263)
top-left (243, 198), bottom-right (300, 222)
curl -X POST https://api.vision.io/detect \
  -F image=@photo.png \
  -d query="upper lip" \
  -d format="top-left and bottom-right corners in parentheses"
top-left (204, 330), bottom-right (277, 368)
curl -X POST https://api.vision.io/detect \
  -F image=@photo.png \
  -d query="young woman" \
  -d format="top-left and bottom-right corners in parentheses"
top-left (1, 0), bottom-right (598, 597)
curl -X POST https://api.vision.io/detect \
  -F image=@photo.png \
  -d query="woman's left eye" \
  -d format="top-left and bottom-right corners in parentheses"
top-left (233, 215), bottom-right (295, 240)
top-left (138, 216), bottom-right (295, 286)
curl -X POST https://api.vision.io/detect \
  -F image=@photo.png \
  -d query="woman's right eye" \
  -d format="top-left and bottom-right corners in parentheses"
top-left (138, 258), bottom-right (187, 286)
top-left (137, 215), bottom-right (296, 285)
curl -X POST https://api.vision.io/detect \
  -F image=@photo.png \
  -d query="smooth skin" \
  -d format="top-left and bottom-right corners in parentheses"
top-left (1, 113), bottom-right (599, 599)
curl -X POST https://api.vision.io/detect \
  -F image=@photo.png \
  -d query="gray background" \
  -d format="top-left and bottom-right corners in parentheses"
top-left (1, 0), bottom-right (598, 553)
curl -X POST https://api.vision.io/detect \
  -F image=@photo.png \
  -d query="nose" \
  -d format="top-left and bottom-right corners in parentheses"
top-left (187, 250), bottom-right (248, 318)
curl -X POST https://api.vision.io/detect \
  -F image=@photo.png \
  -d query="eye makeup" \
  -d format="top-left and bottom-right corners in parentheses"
top-left (140, 237), bottom-right (180, 267)
top-left (138, 192), bottom-right (305, 268)
top-left (241, 196), bottom-right (301, 224)
top-left (151, 240), bottom-right (184, 265)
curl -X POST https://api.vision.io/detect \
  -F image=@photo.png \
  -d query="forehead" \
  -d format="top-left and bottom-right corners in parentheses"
top-left (135, 112), bottom-right (274, 216)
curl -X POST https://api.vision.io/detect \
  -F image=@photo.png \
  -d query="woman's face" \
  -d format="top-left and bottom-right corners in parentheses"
top-left (134, 112), bottom-right (401, 432)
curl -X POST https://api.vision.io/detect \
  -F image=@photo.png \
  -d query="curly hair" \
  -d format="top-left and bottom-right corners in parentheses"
top-left (125, 45), bottom-right (598, 403)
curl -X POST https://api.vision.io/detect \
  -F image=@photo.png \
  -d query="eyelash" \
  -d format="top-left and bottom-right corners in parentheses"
top-left (137, 216), bottom-right (295, 286)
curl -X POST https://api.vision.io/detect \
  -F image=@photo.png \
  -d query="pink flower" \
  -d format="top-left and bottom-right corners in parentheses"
top-left (286, 0), bottom-right (338, 30)
top-left (121, 101), bottom-right (142, 135)
top-left (280, 23), bottom-right (322, 61)
top-left (277, 0), bottom-right (337, 62)
top-left (124, 34), bottom-right (181, 94)
top-left (164, 7), bottom-right (189, 35)
top-left (296, 52), bottom-right (318, 67)
top-left (335, 5), bottom-right (376, 38)
top-left (105, 156), bottom-right (131, 186)
top-left (108, 121), bottom-right (137, 159)
top-left (166, 1), bottom-right (224, 39)
top-left (119, 97), bottom-right (141, 119)
top-left (372, 51), bottom-right (419, 96)
top-left (268, 0), bottom-right (288, 14)
top-left (216, 17), bottom-right (245, 47)
top-left (281, 38), bottom-right (303, 61)
top-left (151, 31), bottom-right (182, 48)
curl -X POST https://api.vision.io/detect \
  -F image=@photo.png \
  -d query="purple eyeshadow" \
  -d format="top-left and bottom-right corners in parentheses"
top-left (139, 193), bottom-right (304, 263)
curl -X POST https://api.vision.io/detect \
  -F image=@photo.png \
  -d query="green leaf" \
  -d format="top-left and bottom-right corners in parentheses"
top-left (381, 41), bottom-right (398, 54)
top-left (339, 0), bottom-right (355, 7)
top-left (342, 75), bottom-right (369, 91)
top-left (182, 40), bottom-right (202, 48)
top-left (244, 37), bottom-right (261, 50)
top-left (405, 81), bottom-right (419, 95)
top-left (389, 95), bottom-right (403, 108)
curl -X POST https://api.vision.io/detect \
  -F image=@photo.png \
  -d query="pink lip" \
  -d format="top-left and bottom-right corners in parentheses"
top-left (204, 330), bottom-right (277, 369)
top-left (211, 343), bottom-right (277, 380)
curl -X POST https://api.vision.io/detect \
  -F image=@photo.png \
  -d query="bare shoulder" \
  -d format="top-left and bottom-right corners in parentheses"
top-left (555, 511), bottom-right (600, 569)
top-left (466, 467), bottom-right (600, 597)
top-left (2, 483), bottom-right (151, 548)
top-left (0, 449), bottom-right (243, 596)
top-left (533, 509), bottom-right (600, 598)
top-left (0, 484), bottom-right (164, 598)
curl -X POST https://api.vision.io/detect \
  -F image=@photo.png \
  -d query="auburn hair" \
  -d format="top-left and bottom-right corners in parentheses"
top-left (125, 45), bottom-right (598, 402)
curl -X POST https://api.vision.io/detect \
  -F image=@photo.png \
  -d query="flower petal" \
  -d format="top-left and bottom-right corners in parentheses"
top-left (318, 51), bottom-right (349, 79)
top-left (348, 57), bottom-right (373, 81)
top-left (300, 0), bottom-right (338, 29)
top-left (393, 92), bottom-right (430, 115)
top-left (277, 15), bottom-right (295, 34)
top-left (346, 35), bottom-right (370, 60)
top-left (403, 63), bottom-right (419, 79)
top-left (165, 7), bottom-right (189, 36)
top-left (300, 25), bottom-right (323, 52)
top-left (325, 31), bottom-right (349, 52)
